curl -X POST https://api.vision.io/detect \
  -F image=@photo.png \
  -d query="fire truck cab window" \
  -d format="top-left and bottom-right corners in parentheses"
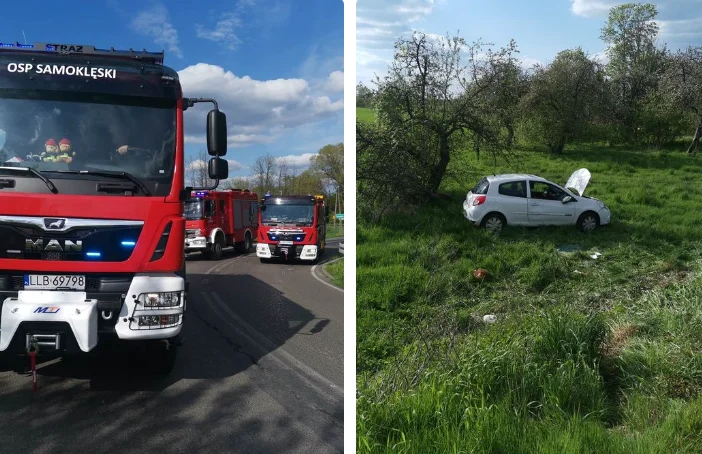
top-left (0, 86), bottom-right (176, 194)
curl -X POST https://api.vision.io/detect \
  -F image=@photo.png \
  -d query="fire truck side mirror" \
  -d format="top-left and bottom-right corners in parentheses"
top-left (208, 157), bottom-right (229, 180)
top-left (207, 109), bottom-right (227, 157)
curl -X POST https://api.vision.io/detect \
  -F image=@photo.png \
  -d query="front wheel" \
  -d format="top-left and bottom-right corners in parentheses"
top-left (147, 341), bottom-right (178, 375)
top-left (209, 235), bottom-right (224, 260)
top-left (577, 211), bottom-right (599, 233)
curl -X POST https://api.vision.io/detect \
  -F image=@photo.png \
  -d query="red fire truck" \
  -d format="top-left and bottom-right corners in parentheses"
top-left (0, 41), bottom-right (229, 374)
top-left (256, 194), bottom-right (327, 263)
top-left (184, 189), bottom-right (258, 259)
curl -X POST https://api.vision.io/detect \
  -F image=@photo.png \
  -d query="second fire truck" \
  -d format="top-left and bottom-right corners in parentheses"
top-left (184, 189), bottom-right (259, 260)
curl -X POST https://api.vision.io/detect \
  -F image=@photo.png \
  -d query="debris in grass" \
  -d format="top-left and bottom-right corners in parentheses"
top-left (557, 244), bottom-right (580, 254)
top-left (483, 314), bottom-right (497, 323)
top-left (590, 252), bottom-right (602, 259)
top-left (472, 268), bottom-right (488, 281)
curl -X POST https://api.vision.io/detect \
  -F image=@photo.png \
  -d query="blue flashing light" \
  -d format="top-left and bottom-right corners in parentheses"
top-left (121, 240), bottom-right (136, 247)
top-left (195, 191), bottom-right (208, 196)
top-left (86, 252), bottom-right (101, 258)
top-left (265, 192), bottom-right (271, 198)
top-left (271, 236), bottom-right (276, 240)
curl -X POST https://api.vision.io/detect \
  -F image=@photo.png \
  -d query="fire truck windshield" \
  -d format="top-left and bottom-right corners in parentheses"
top-left (0, 89), bottom-right (176, 194)
top-left (262, 204), bottom-right (315, 226)
top-left (184, 198), bottom-right (204, 220)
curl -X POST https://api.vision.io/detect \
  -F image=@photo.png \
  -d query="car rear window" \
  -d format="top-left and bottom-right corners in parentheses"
top-left (498, 181), bottom-right (526, 198)
top-left (472, 178), bottom-right (489, 195)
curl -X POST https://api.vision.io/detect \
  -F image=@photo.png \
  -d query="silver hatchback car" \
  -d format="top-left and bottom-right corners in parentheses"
top-left (462, 168), bottom-right (611, 234)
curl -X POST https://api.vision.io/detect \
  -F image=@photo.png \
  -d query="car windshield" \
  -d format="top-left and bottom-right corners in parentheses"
top-left (262, 204), bottom-right (314, 226)
top-left (0, 90), bottom-right (176, 186)
top-left (184, 199), bottom-right (204, 220)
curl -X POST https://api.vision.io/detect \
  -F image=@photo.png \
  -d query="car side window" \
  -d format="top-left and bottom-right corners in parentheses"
top-left (498, 181), bottom-right (527, 198)
top-left (529, 181), bottom-right (567, 201)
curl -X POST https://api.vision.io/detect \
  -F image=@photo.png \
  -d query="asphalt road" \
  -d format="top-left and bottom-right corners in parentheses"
top-left (0, 238), bottom-right (344, 454)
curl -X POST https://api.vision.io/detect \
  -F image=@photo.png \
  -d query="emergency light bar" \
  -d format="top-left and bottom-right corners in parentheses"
top-left (0, 41), bottom-right (165, 65)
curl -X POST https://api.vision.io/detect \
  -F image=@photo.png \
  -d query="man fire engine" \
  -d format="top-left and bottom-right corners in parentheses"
top-left (184, 189), bottom-right (259, 260)
top-left (0, 41), bottom-right (229, 374)
top-left (256, 194), bottom-right (327, 263)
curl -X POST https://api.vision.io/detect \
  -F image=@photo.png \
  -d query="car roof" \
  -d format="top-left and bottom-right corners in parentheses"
top-left (484, 174), bottom-right (550, 184)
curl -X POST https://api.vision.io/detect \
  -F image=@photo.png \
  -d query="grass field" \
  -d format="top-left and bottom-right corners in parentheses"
top-left (357, 108), bottom-right (702, 452)
top-left (324, 257), bottom-right (344, 288)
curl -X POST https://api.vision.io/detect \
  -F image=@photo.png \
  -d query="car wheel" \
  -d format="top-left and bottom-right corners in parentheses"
top-left (481, 213), bottom-right (506, 234)
top-left (577, 211), bottom-right (599, 232)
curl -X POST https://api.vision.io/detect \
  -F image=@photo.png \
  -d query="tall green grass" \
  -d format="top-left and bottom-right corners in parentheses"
top-left (357, 141), bottom-right (702, 451)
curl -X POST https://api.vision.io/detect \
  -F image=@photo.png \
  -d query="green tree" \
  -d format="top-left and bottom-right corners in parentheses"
top-left (360, 32), bottom-right (516, 198)
top-left (520, 48), bottom-right (605, 154)
top-left (600, 3), bottom-right (666, 141)
top-left (356, 82), bottom-right (375, 108)
top-left (659, 46), bottom-right (702, 154)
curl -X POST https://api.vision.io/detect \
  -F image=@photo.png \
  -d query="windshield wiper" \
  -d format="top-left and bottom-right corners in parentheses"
top-left (0, 166), bottom-right (58, 194)
top-left (56, 170), bottom-right (151, 196)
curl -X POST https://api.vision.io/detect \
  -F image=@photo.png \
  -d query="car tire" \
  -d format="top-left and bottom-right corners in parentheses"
top-left (577, 211), bottom-right (599, 232)
top-left (481, 213), bottom-right (506, 234)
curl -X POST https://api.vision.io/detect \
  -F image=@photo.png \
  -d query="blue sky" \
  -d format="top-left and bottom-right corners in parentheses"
top-left (0, 0), bottom-right (344, 181)
top-left (357, 0), bottom-right (702, 85)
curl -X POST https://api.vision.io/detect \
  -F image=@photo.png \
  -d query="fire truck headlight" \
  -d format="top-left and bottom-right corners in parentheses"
top-left (139, 292), bottom-right (181, 308)
top-left (194, 229), bottom-right (202, 236)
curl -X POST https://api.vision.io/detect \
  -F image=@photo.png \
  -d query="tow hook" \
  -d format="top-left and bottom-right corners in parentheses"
top-left (26, 336), bottom-right (39, 392)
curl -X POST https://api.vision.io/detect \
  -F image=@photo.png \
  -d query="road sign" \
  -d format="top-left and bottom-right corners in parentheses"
top-left (335, 213), bottom-right (344, 220)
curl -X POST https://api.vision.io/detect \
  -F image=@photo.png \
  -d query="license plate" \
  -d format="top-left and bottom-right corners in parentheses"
top-left (279, 241), bottom-right (294, 246)
top-left (24, 274), bottom-right (86, 290)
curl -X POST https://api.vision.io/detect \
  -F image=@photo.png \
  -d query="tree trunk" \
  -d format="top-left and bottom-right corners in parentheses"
top-left (687, 119), bottom-right (702, 155)
top-left (428, 134), bottom-right (450, 194)
top-left (506, 124), bottom-right (515, 147)
top-left (549, 142), bottom-right (565, 155)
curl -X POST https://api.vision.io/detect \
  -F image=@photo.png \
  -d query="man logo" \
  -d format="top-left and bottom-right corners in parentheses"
top-left (44, 218), bottom-right (66, 230)
top-left (34, 306), bottom-right (60, 314)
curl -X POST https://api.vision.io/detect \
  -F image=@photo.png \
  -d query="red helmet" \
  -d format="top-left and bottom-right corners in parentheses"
top-left (59, 138), bottom-right (71, 146)
top-left (45, 138), bottom-right (57, 146)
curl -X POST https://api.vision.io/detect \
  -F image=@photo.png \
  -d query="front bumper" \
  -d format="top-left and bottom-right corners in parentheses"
top-left (256, 243), bottom-right (318, 261)
top-left (599, 207), bottom-right (612, 226)
top-left (184, 235), bottom-right (208, 251)
top-left (0, 272), bottom-right (185, 354)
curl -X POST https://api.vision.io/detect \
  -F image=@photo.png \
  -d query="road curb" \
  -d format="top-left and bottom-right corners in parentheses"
top-left (311, 257), bottom-right (344, 292)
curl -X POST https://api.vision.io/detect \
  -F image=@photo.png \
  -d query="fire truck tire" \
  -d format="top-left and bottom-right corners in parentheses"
top-left (236, 231), bottom-right (253, 253)
top-left (146, 341), bottom-right (178, 375)
top-left (210, 235), bottom-right (225, 260)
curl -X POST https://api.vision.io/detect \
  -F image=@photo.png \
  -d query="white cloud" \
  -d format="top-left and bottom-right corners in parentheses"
top-left (356, 0), bottom-right (439, 84)
top-left (130, 4), bottom-right (182, 58)
top-left (188, 159), bottom-right (244, 171)
top-left (520, 57), bottom-right (542, 70)
top-left (323, 71), bottom-right (345, 92)
top-left (569, 0), bottom-right (618, 17)
top-left (178, 63), bottom-right (343, 149)
top-left (276, 152), bottom-right (316, 169)
top-left (196, 12), bottom-right (243, 50)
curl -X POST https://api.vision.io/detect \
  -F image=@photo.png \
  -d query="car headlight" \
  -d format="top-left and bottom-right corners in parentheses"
top-left (139, 292), bottom-right (181, 308)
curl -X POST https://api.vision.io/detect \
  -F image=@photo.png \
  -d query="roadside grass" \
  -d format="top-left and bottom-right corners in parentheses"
top-left (324, 258), bottom-right (344, 288)
top-left (327, 223), bottom-right (344, 239)
top-left (356, 141), bottom-right (702, 451)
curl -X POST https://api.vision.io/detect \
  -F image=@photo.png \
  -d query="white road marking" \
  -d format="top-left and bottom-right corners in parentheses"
top-left (310, 257), bottom-right (344, 293)
top-left (203, 291), bottom-right (342, 400)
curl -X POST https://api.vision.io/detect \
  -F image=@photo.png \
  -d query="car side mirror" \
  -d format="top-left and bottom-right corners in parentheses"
top-left (208, 157), bottom-right (228, 180)
top-left (562, 195), bottom-right (573, 203)
top-left (206, 109), bottom-right (227, 157)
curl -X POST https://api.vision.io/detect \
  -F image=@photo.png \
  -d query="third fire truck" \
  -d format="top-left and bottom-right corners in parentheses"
top-left (184, 189), bottom-right (258, 260)
top-left (256, 194), bottom-right (327, 263)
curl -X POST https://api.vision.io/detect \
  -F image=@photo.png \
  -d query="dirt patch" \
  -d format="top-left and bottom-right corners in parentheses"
top-left (602, 324), bottom-right (638, 358)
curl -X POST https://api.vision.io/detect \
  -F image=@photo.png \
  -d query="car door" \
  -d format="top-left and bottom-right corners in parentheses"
top-left (496, 180), bottom-right (528, 225)
top-left (527, 180), bottom-right (576, 225)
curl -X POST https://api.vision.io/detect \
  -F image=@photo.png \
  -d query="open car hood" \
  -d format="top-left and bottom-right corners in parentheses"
top-left (565, 168), bottom-right (591, 196)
